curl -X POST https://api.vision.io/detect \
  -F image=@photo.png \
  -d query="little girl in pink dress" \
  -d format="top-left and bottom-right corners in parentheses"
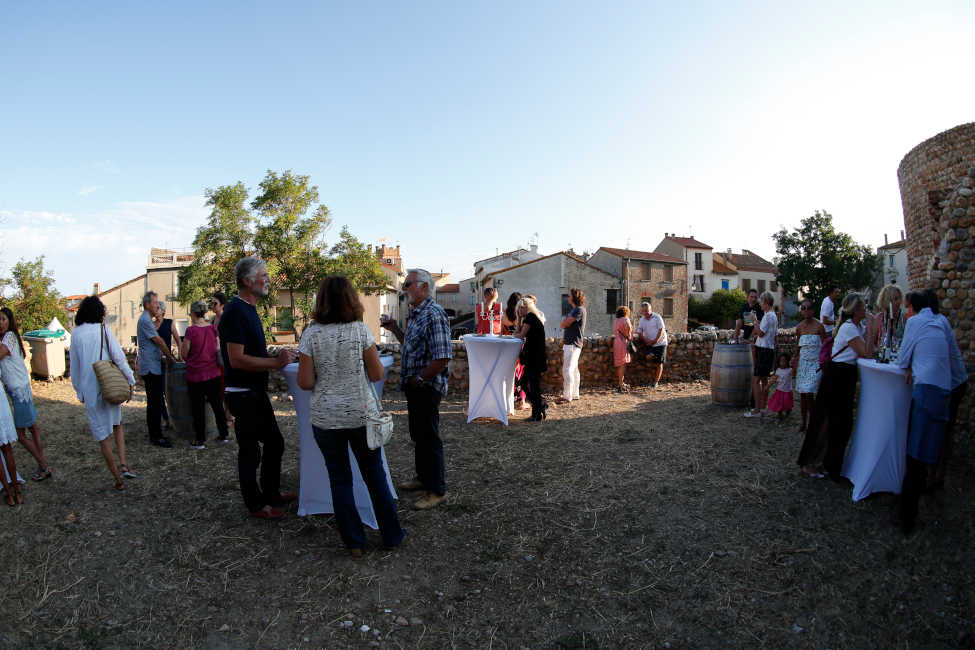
top-left (767, 353), bottom-right (795, 421)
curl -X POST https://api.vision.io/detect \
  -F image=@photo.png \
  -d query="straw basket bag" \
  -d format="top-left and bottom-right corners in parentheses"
top-left (358, 326), bottom-right (393, 450)
top-left (93, 324), bottom-right (130, 405)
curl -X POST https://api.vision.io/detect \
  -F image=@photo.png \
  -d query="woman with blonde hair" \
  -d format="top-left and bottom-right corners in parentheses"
top-left (515, 297), bottom-right (548, 421)
top-left (797, 293), bottom-right (879, 478)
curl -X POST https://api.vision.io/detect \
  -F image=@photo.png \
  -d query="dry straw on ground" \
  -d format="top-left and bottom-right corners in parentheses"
top-left (0, 378), bottom-right (972, 648)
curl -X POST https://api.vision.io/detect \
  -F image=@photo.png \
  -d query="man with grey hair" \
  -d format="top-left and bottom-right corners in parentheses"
top-left (381, 268), bottom-right (452, 510)
top-left (635, 299), bottom-right (667, 388)
top-left (138, 290), bottom-right (177, 448)
top-left (218, 256), bottom-right (298, 519)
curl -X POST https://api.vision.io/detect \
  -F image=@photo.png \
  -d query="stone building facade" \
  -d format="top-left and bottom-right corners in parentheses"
top-left (588, 247), bottom-right (688, 333)
top-left (897, 122), bottom-right (975, 428)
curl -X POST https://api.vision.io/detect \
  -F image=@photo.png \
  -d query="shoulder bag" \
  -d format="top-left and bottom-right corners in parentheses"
top-left (358, 326), bottom-right (394, 450)
top-left (93, 324), bottom-right (130, 404)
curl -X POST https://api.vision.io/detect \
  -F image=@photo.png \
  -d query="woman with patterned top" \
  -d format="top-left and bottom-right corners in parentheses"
top-left (297, 275), bottom-right (405, 556)
top-left (793, 299), bottom-right (827, 433)
top-left (0, 307), bottom-right (51, 481)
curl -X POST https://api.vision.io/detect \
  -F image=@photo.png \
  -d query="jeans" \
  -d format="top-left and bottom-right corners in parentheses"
top-left (405, 385), bottom-right (445, 495)
top-left (562, 346), bottom-right (581, 400)
top-left (225, 390), bottom-right (284, 512)
top-left (312, 425), bottom-right (405, 550)
top-left (142, 372), bottom-right (164, 440)
top-left (187, 377), bottom-right (229, 444)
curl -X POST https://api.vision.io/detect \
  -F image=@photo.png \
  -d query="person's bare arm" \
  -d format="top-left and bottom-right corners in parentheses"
top-left (381, 320), bottom-right (405, 344)
top-left (171, 329), bottom-right (182, 360)
top-left (152, 335), bottom-right (177, 362)
top-left (560, 314), bottom-right (577, 329)
top-left (0, 343), bottom-right (9, 361)
top-left (364, 344), bottom-right (385, 382)
top-left (419, 358), bottom-right (449, 381)
top-left (226, 342), bottom-right (295, 371)
top-left (179, 337), bottom-right (191, 360)
top-left (297, 353), bottom-right (315, 390)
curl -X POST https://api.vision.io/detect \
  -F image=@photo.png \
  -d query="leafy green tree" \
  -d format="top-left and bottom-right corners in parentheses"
top-left (688, 288), bottom-right (747, 327)
top-left (773, 211), bottom-right (881, 305)
top-left (4, 256), bottom-right (63, 332)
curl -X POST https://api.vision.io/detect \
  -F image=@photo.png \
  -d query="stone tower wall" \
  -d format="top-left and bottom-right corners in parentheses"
top-left (897, 123), bottom-right (975, 428)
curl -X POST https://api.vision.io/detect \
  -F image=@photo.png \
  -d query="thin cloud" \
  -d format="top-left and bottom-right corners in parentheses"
top-left (79, 185), bottom-right (102, 196)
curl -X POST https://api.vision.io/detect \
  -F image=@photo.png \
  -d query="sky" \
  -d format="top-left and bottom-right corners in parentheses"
top-left (2, 0), bottom-right (973, 296)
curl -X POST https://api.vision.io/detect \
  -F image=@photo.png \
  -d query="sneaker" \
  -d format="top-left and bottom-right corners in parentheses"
top-left (190, 443), bottom-right (206, 451)
top-left (398, 478), bottom-right (424, 491)
top-left (743, 410), bottom-right (762, 418)
top-left (413, 492), bottom-right (447, 510)
top-left (150, 437), bottom-right (173, 448)
top-left (218, 436), bottom-right (230, 445)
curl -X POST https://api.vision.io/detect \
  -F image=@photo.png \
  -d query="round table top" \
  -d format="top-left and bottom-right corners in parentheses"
top-left (857, 358), bottom-right (905, 377)
top-left (462, 334), bottom-right (523, 346)
top-left (281, 354), bottom-right (394, 377)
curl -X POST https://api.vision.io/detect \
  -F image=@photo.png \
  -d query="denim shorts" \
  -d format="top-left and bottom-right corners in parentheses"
top-left (10, 394), bottom-right (37, 428)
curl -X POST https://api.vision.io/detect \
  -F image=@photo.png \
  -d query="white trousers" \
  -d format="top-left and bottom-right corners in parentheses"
top-left (562, 345), bottom-right (582, 400)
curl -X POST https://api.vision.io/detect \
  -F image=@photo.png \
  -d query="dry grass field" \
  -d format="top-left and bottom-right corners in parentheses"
top-left (0, 377), bottom-right (972, 649)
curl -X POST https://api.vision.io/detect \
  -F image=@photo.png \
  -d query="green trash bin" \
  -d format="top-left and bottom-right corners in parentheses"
top-left (23, 330), bottom-right (67, 379)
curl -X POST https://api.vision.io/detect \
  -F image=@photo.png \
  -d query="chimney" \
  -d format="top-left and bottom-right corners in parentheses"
top-left (530, 243), bottom-right (538, 254)
top-left (900, 230), bottom-right (904, 241)
top-left (92, 282), bottom-right (100, 295)
top-left (884, 233), bottom-right (888, 246)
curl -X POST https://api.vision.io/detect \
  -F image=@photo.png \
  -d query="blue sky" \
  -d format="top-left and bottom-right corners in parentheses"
top-left (2, 1), bottom-right (973, 295)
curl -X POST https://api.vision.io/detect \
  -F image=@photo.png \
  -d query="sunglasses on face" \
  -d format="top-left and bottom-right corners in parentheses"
top-left (403, 281), bottom-right (413, 289)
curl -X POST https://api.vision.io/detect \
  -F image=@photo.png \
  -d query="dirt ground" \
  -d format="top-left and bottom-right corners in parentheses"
top-left (0, 377), bottom-right (972, 649)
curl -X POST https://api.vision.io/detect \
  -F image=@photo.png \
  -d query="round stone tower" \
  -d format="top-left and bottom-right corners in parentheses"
top-left (897, 122), bottom-right (975, 426)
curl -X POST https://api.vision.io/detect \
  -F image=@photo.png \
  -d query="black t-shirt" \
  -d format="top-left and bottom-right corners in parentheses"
top-left (739, 302), bottom-right (765, 340)
top-left (520, 312), bottom-right (548, 372)
top-left (218, 296), bottom-right (269, 391)
top-left (158, 319), bottom-right (173, 347)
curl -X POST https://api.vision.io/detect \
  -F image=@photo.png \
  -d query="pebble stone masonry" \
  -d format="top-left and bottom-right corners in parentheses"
top-left (897, 122), bottom-right (975, 429)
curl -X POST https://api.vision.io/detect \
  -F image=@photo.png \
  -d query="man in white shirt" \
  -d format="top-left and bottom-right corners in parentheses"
top-left (820, 286), bottom-right (840, 336)
top-left (636, 301), bottom-right (667, 388)
top-left (895, 290), bottom-right (952, 535)
top-left (744, 292), bottom-right (778, 418)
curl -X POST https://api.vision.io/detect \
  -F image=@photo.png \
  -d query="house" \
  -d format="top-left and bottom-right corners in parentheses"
top-left (587, 247), bottom-right (689, 333)
top-left (877, 235), bottom-right (908, 288)
top-left (654, 234), bottom-right (714, 299)
top-left (473, 245), bottom-right (543, 290)
top-left (712, 249), bottom-right (783, 306)
top-left (480, 252), bottom-right (621, 338)
top-left (711, 255), bottom-right (738, 292)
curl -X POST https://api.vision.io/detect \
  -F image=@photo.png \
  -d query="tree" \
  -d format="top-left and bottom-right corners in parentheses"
top-left (4, 256), bottom-right (63, 332)
top-left (688, 288), bottom-right (747, 326)
top-left (773, 211), bottom-right (881, 305)
top-left (178, 170), bottom-right (384, 336)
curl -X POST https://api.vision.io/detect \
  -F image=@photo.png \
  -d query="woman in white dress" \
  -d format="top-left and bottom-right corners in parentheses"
top-left (792, 299), bottom-right (827, 433)
top-left (0, 365), bottom-right (22, 506)
top-left (69, 296), bottom-right (137, 492)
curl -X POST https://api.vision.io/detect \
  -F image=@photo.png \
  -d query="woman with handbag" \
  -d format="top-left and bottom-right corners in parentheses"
top-left (69, 296), bottom-right (137, 492)
top-left (297, 275), bottom-right (405, 557)
top-left (179, 301), bottom-right (230, 449)
top-left (612, 306), bottom-right (634, 392)
top-left (796, 293), bottom-right (879, 478)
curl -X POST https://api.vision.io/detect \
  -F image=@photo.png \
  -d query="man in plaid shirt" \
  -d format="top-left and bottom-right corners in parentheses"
top-left (381, 268), bottom-right (452, 510)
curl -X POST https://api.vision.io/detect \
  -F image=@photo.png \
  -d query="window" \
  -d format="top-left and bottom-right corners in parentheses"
top-left (662, 265), bottom-right (673, 282)
top-left (770, 281), bottom-right (778, 292)
top-left (694, 252), bottom-right (703, 271)
top-left (640, 262), bottom-right (651, 280)
top-left (889, 255), bottom-right (895, 267)
top-left (692, 274), bottom-right (705, 292)
top-left (561, 294), bottom-right (570, 316)
top-left (606, 289), bottom-right (618, 314)
top-left (721, 279), bottom-right (729, 290)
top-left (757, 279), bottom-right (766, 292)
top-left (742, 279), bottom-right (751, 292)
top-left (663, 298), bottom-right (674, 317)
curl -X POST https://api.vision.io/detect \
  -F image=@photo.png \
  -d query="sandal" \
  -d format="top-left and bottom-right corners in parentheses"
top-left (5, 489), bottom-right (15, 507)
top-left (114, 480), bottom-right (126, 492)
top-left (31, 467), bottom-right (52, 482)
top-left (13, 484), bottom-right (23, 504)
top-left (120, 466), bottom-right (137, 479)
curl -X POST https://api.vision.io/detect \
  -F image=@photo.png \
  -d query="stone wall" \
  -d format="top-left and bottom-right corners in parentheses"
top-left (264, 332), bottom-right (799, 397)
top-left (898, 122), bottom-right (975, 428)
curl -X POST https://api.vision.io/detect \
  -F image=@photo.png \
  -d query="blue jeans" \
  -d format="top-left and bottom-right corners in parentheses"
top-left (312, 425), bottom-right (405, 551)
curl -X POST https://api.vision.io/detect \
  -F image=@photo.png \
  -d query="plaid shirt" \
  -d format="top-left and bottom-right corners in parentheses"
top-left (399, 297), bottom-right (452, 395)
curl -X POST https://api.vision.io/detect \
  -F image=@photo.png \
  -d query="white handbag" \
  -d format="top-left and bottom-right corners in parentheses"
top-left (358, 327), bottom-right (393, 450)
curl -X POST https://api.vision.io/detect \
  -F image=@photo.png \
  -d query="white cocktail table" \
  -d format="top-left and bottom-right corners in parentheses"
top-left (463, 334), bottom-right (523, 425)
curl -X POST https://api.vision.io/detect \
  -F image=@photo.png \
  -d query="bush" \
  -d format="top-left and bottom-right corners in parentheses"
top-left (688, 289), bottom-right (747, 328)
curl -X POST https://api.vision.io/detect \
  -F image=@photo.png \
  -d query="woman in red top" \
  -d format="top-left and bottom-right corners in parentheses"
top-left (180, 301), bottom-right (230, 449)
top-left (476, 287), bottom-right (503, 335)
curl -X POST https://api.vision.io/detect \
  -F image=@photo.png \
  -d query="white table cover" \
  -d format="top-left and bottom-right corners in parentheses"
top-left (842, 359), bottom-right (912, 501)
top-left (463, 335), bottom-right (523, 425)
top-left (281, 355), bottom-right (396, 527)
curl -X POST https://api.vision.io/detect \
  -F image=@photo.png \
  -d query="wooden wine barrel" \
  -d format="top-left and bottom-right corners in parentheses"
top-left (710, 343), bottom-right (753, 406)
top-left (166, 362), bottom-right (217, 441)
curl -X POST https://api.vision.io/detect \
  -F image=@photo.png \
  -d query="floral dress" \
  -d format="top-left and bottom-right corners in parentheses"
top-left (796, 333), bottom-right (822, 394)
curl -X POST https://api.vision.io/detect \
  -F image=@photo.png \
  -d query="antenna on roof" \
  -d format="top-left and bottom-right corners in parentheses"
top-left (626, 236), bottom-right (631, 249)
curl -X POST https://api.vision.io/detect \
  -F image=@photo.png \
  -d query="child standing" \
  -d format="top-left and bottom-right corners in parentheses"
top-left (767, 353), bottom-right (795, 422)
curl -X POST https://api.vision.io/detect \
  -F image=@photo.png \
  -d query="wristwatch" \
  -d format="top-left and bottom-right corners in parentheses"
top-left (410, 376), bottom-right (430, 388)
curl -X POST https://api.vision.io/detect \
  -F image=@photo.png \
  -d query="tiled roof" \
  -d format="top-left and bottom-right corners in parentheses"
top-left (483, 251), bottom-right (618, 280)
top-left (439, 283), bottom-right (460, 293)
top-left (597, 247), bottom-right (686, 265)
top-left (712, 257), bottom-right (736, 274)
top-left (878, 239), bottom-right (905, 250)
top-left (65, 294), bottom-right (88, 300)
top-left (664, 235), bottom-right (712, 250)
top-left (726, 252), bottom-right (776, 273)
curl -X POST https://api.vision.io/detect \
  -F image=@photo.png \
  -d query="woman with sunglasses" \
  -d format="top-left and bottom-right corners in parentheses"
top-left (793, 299), bottom-right (826, 434)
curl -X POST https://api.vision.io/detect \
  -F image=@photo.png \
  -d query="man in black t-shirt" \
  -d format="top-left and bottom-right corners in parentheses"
top-left (218, 257), bottom-right (298, 520)
top-left (733, 289), bottom-right (765, 342)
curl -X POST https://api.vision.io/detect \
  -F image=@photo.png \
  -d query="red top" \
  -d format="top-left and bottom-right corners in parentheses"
top-left (476, 302), bottom-right (503, 334)
top-left (184, 324), bottom-right (222, 383)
